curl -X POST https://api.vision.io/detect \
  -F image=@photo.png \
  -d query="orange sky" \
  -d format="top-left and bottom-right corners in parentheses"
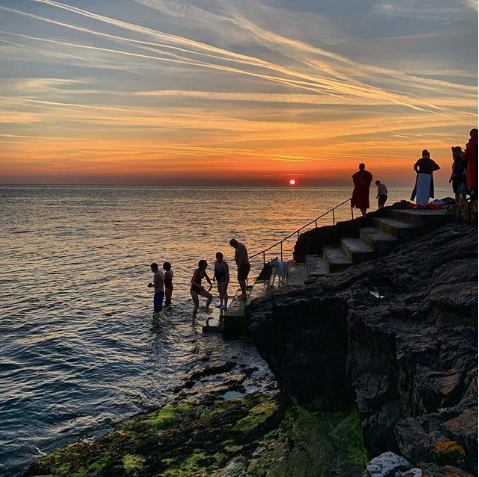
top-left (0, 0), bottom-right (477, 186)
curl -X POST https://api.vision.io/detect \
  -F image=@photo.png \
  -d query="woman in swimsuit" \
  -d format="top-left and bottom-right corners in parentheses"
top-left (213, 252), bottom-right (229, 311)
top-left (163, 262), bottom-right (173, 306)
top-left (190, 260), bottom-right (213, 319)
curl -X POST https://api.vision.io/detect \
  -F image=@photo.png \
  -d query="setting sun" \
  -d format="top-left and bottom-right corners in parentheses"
top-left (289, 179), bottom-right (296, 186)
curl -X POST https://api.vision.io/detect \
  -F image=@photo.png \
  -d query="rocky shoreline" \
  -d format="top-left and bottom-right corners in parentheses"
top-left (249, 208), bottom-right (477, 476)
top-left (25, 204), bottom-right (477, 477)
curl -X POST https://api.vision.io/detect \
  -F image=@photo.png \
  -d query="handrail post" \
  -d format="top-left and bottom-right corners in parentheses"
top-left (315, 220), bottom-right (317, 228)
top-left (263, 251), bottom-right (266, 268)
top-left (351, 206), bottom-right (354, 219)
top-left (332, 209), bottom-right (335, 225)
top-left (280, 241), bottom-right (283, 261)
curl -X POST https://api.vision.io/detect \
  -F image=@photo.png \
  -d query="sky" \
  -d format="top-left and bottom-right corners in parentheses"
top-left (0, 0), bottom-right (477, 186)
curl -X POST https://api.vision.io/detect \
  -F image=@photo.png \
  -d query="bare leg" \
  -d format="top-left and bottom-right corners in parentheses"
top-left (165, 289), bottom-right (172, 306)
top-left (360, 208), bottom-right (367, 217)
top-left (238, 278), bottom-right (247, 299)
top-left (200, 289), bottom-right (213, 312)
top-left (191, 291), bottom-right (199, 319)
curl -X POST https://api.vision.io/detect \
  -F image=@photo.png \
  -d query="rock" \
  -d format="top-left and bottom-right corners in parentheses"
top-left (401, 469), bottom-right (423, 477)
top-left (249, 220), bottom-right (477, 475)
top-left (433, 439), bottom-right (466, 467)
top-left (367, 451), bottom-right (411, 476)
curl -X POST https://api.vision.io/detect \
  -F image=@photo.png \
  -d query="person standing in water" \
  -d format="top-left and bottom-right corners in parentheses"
top-left (163, 262), bottom-right (173, 307)
top-left (351, 163), bottom-right (373, 217)
top-left (148, 263), bottom-right (164, 313)
top-left (213, 252), bottom-right (229, 310)
top-left (229, 239), bottom-right (250, 301)
top-left (190, 260), bottom-right (213, 319)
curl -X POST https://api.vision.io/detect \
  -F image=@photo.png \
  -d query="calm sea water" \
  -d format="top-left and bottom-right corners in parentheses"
top-left (0, 185), bottom-right (450, 476)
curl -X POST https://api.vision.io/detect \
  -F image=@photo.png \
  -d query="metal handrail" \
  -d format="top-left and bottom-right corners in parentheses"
top-left (250, 198), bottom-right (353, 265)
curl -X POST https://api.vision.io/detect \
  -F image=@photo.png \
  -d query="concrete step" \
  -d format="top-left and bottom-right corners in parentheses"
top-left (359, 227), bottom-right (397, 255)
top-left (388, 209), bottom-right (452, 226)
top-left (322, 246), bottom-right (352, 274)
top-left (221, 283), bottom-right (269, 339)
top-left (305, 255), bottom-right (327, 278)
top-left (373, 218), bottom-right (420, 240)
top-left (286, 263), bottom-right (306, 286)
top-left (340, 237), bottom-right (375, 264)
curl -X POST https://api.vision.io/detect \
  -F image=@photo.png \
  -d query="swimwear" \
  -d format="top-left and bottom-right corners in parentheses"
top-left (215, 263), bottom-right (227, 283)
top-left (154, 291), bottom-right (164, 312)
top-left (238, 263), bottom-right (250, 281)
top-left (190, 269), bottom-right (203, 293)
top-left (378, 194), bottom-right (387, 205)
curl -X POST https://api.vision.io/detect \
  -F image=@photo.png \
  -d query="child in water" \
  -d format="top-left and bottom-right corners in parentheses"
top-left (163, 262), bottom-right (173, 307)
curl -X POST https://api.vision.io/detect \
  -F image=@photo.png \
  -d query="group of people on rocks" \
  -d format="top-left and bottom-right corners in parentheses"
top-left (351, 128), bottom-right (478, 216)
top-left (148, 239), bottom-right (250, 318)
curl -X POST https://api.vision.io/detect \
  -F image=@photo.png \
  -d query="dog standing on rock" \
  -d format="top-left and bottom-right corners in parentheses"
top-left (269, 257), bottom-right (294, 286)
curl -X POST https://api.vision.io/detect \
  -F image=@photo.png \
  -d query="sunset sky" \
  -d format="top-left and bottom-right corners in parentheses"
top-left (0, 0), bottom-right (477, 186)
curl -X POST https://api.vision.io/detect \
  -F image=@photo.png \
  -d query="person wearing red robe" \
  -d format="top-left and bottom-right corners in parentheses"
top-left (462, 128), bottom-right (478, 200)
top-left (351, 163), bottom-right (373, 217)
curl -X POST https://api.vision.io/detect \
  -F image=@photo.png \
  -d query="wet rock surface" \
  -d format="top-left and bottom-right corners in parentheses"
top-left (24, 338), bottom-right (368, 477)
top-left (249, 220), bottom-right (478, 475)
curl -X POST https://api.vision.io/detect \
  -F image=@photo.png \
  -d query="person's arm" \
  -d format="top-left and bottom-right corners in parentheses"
top-left (204, 272), bottom-right (213, 288)
top-left (212, 263), bottom-right (216, 282)
top-left (414, 161), bottom-right (420, 173)
top-left (432, 161), bottom-right (440, 171)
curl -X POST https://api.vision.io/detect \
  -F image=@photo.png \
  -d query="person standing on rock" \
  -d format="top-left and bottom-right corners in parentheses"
top-left (461, 128), bottom-right (478, 201)
top-left (449, 146), bottom-right (467, 204)
top-left (148, 263), bottom-right (164, 313)
top-left (351, 163), bottom-right (373, 217)
top-left (375, 180), bottom-right (388, 209)
top-left (229, 239), bottom-right (250, 301)
top-left (412, 150), bottom-right (440, 205)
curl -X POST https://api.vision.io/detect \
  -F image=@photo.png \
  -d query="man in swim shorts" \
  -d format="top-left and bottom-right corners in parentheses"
top-left (229, 239), bottom-right (250, 301)
top-left (148, 263), bottom-right (164, 313)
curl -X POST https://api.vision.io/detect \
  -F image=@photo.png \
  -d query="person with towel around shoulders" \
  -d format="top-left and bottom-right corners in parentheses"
top-left (351, 163), bottom-right (373, 217)
top-left (412, 150), bottom-right (440, 205)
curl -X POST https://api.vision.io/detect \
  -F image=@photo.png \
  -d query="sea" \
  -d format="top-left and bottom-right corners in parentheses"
top-left (0, 185), bottom-right (450, 476)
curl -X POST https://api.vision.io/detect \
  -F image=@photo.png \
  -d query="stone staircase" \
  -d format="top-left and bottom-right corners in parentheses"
top-left (204, 208), bottom-right (452, 337)
top-left (302, 208), bottom-right (451, 281)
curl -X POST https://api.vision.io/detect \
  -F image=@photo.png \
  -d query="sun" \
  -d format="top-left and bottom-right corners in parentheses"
top-left (289, 179), bottom-right (296, 186)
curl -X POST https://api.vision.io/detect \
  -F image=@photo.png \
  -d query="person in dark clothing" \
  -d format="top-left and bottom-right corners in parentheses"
top-left (351, 163), bottom-right (373, 217)
top-left (449, 146), bottom-right (467, 204)
top-left (412, 150), bottom-right (440, 205)
top-left (213, 252), bottom-right (229, 310)
top-left (462, 128), bottom-right (478, 200)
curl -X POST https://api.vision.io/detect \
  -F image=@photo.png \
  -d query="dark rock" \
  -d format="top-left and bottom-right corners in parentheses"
top-left (248, 220), bottom-right (477, 474)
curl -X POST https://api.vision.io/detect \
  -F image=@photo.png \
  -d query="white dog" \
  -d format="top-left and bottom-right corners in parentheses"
top-left (269, 257), bottom-right (294, 286)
